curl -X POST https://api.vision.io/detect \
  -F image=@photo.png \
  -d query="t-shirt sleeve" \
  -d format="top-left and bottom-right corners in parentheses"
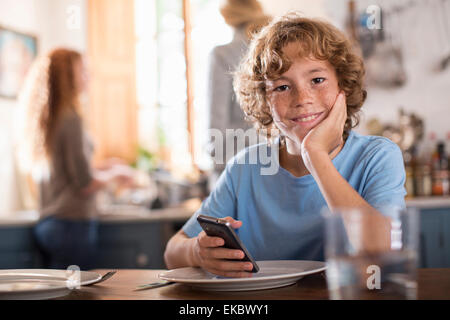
top-left (182, 164), bottom-right (238, 238)
top-left (61, 115), bottom-right (93, 191)
top-left (361, 142), bottom-right (407, 212)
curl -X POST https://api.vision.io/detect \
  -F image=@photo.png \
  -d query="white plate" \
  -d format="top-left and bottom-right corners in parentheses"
top-left (0, 269), bottom-right (102, 300)
top-left (159, 260), bottom-right (326, 291)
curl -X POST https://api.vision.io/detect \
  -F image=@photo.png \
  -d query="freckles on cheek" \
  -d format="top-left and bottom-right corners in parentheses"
top-left (318, 87), bottom-right (339, 111)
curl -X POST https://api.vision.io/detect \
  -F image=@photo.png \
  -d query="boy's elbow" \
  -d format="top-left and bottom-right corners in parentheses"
top-left (164, 248), bottom-right (174, 270)
top-left (164, 236), bottom-right (175, 269)
top-left (164, 230), bottom-right (187, 269)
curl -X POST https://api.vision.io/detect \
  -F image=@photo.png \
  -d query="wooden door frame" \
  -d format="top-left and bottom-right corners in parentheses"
top-left (182, 0), bottom-right (197, 169)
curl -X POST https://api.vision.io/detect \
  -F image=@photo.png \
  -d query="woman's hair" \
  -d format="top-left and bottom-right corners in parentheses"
top-left (18, 48), bottom-right (82, 164)
top-left (234, 12), bottom-right (367, 141)
top-left (220, 0), bottom-right (271, 38)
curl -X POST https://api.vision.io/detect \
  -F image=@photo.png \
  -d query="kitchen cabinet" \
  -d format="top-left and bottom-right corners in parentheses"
top-left (0, 204), bottom-right (195, 270)
top-left (406, 198), bottom-right (450, 268)
top-left (0, 221), bottom-right (180, 270)
top-left (96, 221), bottom-right (165, 269)
top-left (0, 225), bottom-right (43, 268)
top-left (0, 200), bottom-right (449, 269)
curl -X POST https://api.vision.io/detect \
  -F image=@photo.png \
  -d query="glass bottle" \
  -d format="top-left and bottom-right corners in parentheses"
top-left (432, 142), bottom-right (449, 196)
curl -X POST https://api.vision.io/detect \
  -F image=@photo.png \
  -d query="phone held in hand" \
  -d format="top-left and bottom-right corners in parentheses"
top-left (197, 214), bottom-right (260, 273)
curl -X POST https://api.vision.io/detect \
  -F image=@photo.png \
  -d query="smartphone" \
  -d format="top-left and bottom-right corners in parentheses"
top-left (197, 214), bottom-right (259, 273)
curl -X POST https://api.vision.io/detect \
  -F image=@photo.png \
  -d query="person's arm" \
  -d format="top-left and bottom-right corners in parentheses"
top-left (62, 114), bottom-right (96, 195)
top-left (61, 114), bottom-right (134, 196)
top-left (164, 230), bottom-right (199, 269)
top-left (300, 93), bottom-right (366, 209)
top-left (93, 157), bottom-right (128, 171)
top-left (301, 93), bottom-right (395, 252)
top-left (306, 151), bottom-right (370, 210)
top-left (81, 164), bottom-right (135, 196)
top-left (305, 150), bottom-right (393, 252)
top-left (80, 169), bottom-right (114, 195)
top-left (164, 166), bottom-right (254, 277)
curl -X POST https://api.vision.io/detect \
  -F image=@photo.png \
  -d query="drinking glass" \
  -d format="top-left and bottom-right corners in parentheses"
top-left (323, 206), bottom-right (419, 300)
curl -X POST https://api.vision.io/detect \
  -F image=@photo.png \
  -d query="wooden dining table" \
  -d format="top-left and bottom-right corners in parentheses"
top-left (59, 268), bottom-right (450, 300)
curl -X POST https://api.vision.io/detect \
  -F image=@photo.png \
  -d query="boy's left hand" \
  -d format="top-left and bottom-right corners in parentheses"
top-left (300, 91), bottom-right (347, 158)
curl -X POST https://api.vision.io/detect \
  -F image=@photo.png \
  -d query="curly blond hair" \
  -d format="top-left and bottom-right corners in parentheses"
top-left (234, 13), bottom-right (367, 141)
top-left (18, 48), bottom-right (82, 164)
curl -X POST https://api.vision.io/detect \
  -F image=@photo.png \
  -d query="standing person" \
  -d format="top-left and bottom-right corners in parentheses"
top-left (164, 13), bottom-right (406, 278)
top-left (207, 0), bottom-right (271, 185)
top-left (18, 48), bottom-right (133, 269)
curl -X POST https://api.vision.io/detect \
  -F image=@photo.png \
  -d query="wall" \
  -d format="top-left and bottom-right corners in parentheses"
top-left (1, 0), bottom-right (449, 214)
top-left (348, 0), bottom-right (450, 148)
top-left (260, 0), bottom-right (450, 147)
top-left (0, 0), bottom-right (86, 216)
top-left (260, 0), bottom-right (328, 19)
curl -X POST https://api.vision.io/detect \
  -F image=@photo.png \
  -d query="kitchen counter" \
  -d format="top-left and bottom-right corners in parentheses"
top-left (2, 197), bottom-right (450, 227)
top-left (406, 197), bottom-right (450, 209)
top-left (0, 198), bottom-right (201, 227)
top-left (0, 210), bottom-right (39, 227)
top-left (97, 197), bottom-right (200, 224)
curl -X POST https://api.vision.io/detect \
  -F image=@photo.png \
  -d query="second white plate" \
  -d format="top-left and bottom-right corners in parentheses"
top-left (159, 260), bottom-right (326, 291)
top-left (0, 269), bottom-right (102, 300)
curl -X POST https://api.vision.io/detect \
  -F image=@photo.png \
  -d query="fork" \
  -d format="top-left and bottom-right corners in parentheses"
top-left (85, 270), bottom-right (117, 286)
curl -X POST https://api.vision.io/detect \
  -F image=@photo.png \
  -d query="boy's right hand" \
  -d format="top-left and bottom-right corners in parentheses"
top-left (192, 217), bottom-right (254, 278)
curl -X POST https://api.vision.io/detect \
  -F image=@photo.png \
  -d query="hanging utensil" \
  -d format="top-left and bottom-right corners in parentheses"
top-left (435, 0), bottom-right (450, 71)
top-left (365, 3), bottom-right (407, 88)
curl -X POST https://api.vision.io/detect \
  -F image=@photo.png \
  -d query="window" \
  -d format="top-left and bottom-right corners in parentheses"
top-left (190, 0), bottom-right (233, 170)
top-left (135, 0), bottom-right (232, 176)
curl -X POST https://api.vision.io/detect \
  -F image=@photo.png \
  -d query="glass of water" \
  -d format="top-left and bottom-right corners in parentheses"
top-left (323, 206), bottom-right (419, 300)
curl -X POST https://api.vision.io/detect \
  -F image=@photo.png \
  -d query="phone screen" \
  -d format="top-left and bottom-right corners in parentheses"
top-left (197, 214), bottom-right (259, 273)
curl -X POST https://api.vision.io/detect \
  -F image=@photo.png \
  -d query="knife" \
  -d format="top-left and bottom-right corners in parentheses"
top-left (134, 280), bottom-right (174, 291)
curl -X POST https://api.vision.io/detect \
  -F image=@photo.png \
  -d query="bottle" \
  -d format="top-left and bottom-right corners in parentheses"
top-left (415, 133), bottom-right (435, 197)
top-left (415, 161), bottom-right (432, 197)
top-left (438, 142), bottom-right (449, 196)
top-left (406, 146), bottom-right (418, 198)
top-left (419, 132), bottom-right (436, 166)
top-left (446, 132), bottom-right (450, 170)
top-left (431, 141), bottom-right (449, 196)
top-left (422, 165), bottom-right (433, 196)
top-left (438, 142), bottom-right (448, 170)
top-left (431, 141), bottom-right (441, 172)
top-left (405, 165), bottom-right (415, 198)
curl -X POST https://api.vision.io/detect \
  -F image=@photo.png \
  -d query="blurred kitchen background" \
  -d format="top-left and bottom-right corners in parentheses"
top-left (0, 0), bottom-right (449, 269)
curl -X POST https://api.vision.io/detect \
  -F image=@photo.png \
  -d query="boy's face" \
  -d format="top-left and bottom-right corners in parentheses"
top-left (265, 42), bottom-right (340, 143)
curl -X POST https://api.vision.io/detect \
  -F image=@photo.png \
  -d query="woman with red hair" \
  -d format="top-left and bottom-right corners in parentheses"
top-left (19, 48), bottom-right (132, 269)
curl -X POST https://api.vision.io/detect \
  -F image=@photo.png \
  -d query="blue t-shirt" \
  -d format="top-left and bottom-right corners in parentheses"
top-left (182, 131), bottom-right (406, 261)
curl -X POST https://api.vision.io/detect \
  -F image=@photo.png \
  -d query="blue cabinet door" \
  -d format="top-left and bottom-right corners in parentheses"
top-left (0, 226), bottom-right (43, 268)
top-left (444, 209), bottom-right (450, 267)
top-left (419, 208), bottom-right (449, 268)
top-left (96, 221), bottom-right (165, 269)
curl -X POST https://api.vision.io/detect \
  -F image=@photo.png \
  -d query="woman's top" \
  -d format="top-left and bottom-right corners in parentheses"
top-left (207, 27), bottom-right (255, 172)
top-left (182, 131), bottom-right (407, 261)
top-left (38, 109), bottom-right (96, 220)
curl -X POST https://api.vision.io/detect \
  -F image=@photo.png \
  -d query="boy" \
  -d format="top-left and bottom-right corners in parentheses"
top-left (164, 13), bottom-right (406, 277)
